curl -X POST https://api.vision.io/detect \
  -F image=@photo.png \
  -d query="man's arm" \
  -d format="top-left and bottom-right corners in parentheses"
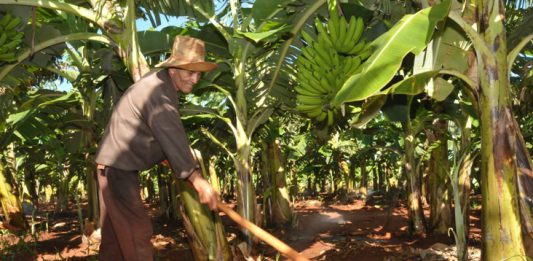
top-left (187, 170), bottom-right (218, 211)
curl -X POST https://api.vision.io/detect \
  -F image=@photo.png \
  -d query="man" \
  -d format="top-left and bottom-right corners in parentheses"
top-left (95, 36), bottom-right (219, 261)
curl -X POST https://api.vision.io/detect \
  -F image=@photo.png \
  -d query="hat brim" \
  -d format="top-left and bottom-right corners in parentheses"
top-left (155, 60), bottom-right (218, 72)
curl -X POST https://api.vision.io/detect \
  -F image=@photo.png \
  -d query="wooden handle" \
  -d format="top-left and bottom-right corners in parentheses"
top-left (217, 201), bottom-right (309, 261)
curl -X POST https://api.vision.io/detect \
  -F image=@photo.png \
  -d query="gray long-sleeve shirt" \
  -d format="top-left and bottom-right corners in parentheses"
top-left (95, 69), bottom-right (197, 179)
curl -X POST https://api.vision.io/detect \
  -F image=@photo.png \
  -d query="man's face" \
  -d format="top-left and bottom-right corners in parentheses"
top-left (169, 68), bottom-right (201, 93)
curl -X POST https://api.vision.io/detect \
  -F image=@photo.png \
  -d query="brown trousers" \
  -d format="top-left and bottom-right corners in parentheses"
top-left (97, 166), bottom-right (153, 261)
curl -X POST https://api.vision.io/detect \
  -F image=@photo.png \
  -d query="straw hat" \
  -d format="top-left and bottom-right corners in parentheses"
top-left (155, 36), bottom-right (218, 72)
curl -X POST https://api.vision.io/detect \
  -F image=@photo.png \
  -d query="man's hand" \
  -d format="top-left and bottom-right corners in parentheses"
top-left (187, 170), bottom-right (218, 211)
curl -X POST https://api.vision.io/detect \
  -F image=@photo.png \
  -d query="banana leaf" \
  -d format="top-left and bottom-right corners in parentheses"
top-left (239, 24), bottom-right (290, 43)
top-left (0, 32), bottom-right (113, 83)
top-left (332, 0), bottom-right (451, 106)
top-left (1, 91), bottom-right (76, 149)
top-left (251, 0), bottom-right (289, 22)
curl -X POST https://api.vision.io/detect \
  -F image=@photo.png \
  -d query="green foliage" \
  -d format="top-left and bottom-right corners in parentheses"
top-left (332, 0), bottom-right (451, 106)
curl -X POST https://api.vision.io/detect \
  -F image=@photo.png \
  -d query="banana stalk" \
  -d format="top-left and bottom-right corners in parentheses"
top-left (175, 150), bottom-right (232, 261)
top-left (0, 160), bottom-right (27, 230)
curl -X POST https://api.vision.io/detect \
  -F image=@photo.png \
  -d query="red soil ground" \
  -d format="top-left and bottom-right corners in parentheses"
top-left (0, 199), bottom-right (483, 260)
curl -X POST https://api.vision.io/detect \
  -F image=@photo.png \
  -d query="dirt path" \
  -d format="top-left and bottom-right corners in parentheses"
top-left (0, 199), bottom-right (482, 260)
top-left (289, 200), bottom-right (410, 260)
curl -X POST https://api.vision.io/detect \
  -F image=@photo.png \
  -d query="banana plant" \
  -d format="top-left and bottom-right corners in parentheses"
top-left (178, 0), bottom-right (328, 253)
top-left (0, 0), bottom-right (149, 81)
top-left (0, 88), bottom-right (79, 230)
top-left (257, 119), bottom-right (294, 228)
top-left (330, 0), bottom-right (532, 257)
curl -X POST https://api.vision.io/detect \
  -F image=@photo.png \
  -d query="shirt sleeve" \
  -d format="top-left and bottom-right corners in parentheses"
top-left (143, 90), bottom-right (198, 179)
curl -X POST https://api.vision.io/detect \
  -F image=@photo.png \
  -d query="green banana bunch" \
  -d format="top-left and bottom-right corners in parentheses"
top-left (324, 10), bottom-right (366, 55)
top-left (294, 13), bottom-right (372, 126)
top-left (0, 13), bottom-right (25, 63)
top-left (0, 13), bottom-right (12, 28)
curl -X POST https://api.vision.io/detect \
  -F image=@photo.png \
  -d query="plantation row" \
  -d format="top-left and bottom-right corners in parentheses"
top-left (0, 0), bottom-right (532, 260)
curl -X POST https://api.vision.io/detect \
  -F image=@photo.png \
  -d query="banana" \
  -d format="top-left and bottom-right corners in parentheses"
top-left (336, 16), bottom-right (347, 50)
top-left (313, 42), bottom-right (334, 65)
top-left (0, 52), bottom-right (16, 62)
top-left (314, 18), bottom-right (334, 47)
top-left (357, 46), bottom-right (372, 61)
top-left (319, 77), bottom-right (334, 93)
top-left (309, 43), bottom-right (331, 67)
top-left (330, 49), bottom-right (340, 68)
top-left (299, 65), bottom-right (318, 82)
top-left (324, 69), bottom-right (338, 90)
top-left (347, 39), bottom-right (366, 55)
top-left (300, 70), bottom-right (327, 92)
top-left (6, 29), bottom-right (17, 37)
top-left (5, 17), bottom-right (21, 30)
top-left (302, 47), bottom-right (321, 64)
top-left (317, 32), bottom-right (334, 49)
top-left (295, 84), bottom-right (322, 96)
top-left (352, 17), bottom-right (364, 44)
top-left (340, 16), bottom-right (358, 53)
top-left (317, 33), bottom-right (329, 49)
top-left (345, 56), bottom-right (362, 76)
top-left (314, 18), bottom-right (328, 39)
top-left (301, 49), bottom-right (319, 67)
top-left (316, 111), bottom-right (327, 121)
top-left (301, 31), bottom-right (315, 46)
top-left (0, 13), bottom-right (12, 27)
top-left (0, 32), bottom-right (7, 46)
top-left (13, 32), bottom-right (24, 40)
top-left (327, 109), bottom-right (334, 126)
top-left (307, 107), bottom-right (324, 118)
top-left (296, 55), bottom-right (315, 69)
top-left (2, 38), bottom-right (21, 51)
top-left (327, 11), bottom-right (339, 44)
top-left (296, 103), bottom-right (322, 113)
top-left (297, 94), bottom-right (323, 105)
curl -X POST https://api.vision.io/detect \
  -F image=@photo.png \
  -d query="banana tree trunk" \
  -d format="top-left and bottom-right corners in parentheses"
top-left (376, 164), bottom-right (383, 192)
top-left (176, 149), bottom-right (232, 261)
top-left (402, 122), bottom-right (426, 236)
top-left (208, 156), bottom-right (221, 193)
top-left (476, 1), bottom-right (525, 259)
top-left (339, 154), bottom-right (351, 191)
top-left (360, 158), bottom-right (368, 196)
top-left (458, 115), bottom-right (474, 259)
top-left (260, 142), bottom-right (273, 226)
top-left (169, 177), bottom-right (181, 220)
top-left (84, 156), bottom-right (98, 223)
top-left (56, 167), bottom-right (70, 212)
top-left (268, 139), bottom-right (292, 227)
top-left (0, 160), bottom-right (27, 230)
top-left (428, 119), bottom-right (452, 234)
top-left (454, 149), bottom-right (474, 261)
top-left (81, 86), bottom-right (99, 226)
top-left (233, 116), bottom-right (257, 252)
top-left (515, 127), bottom-right (533, 239)
top-left (235, 154), bottom-right (256, 249)
top-left (289, 164), bottom-right (299, 199)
